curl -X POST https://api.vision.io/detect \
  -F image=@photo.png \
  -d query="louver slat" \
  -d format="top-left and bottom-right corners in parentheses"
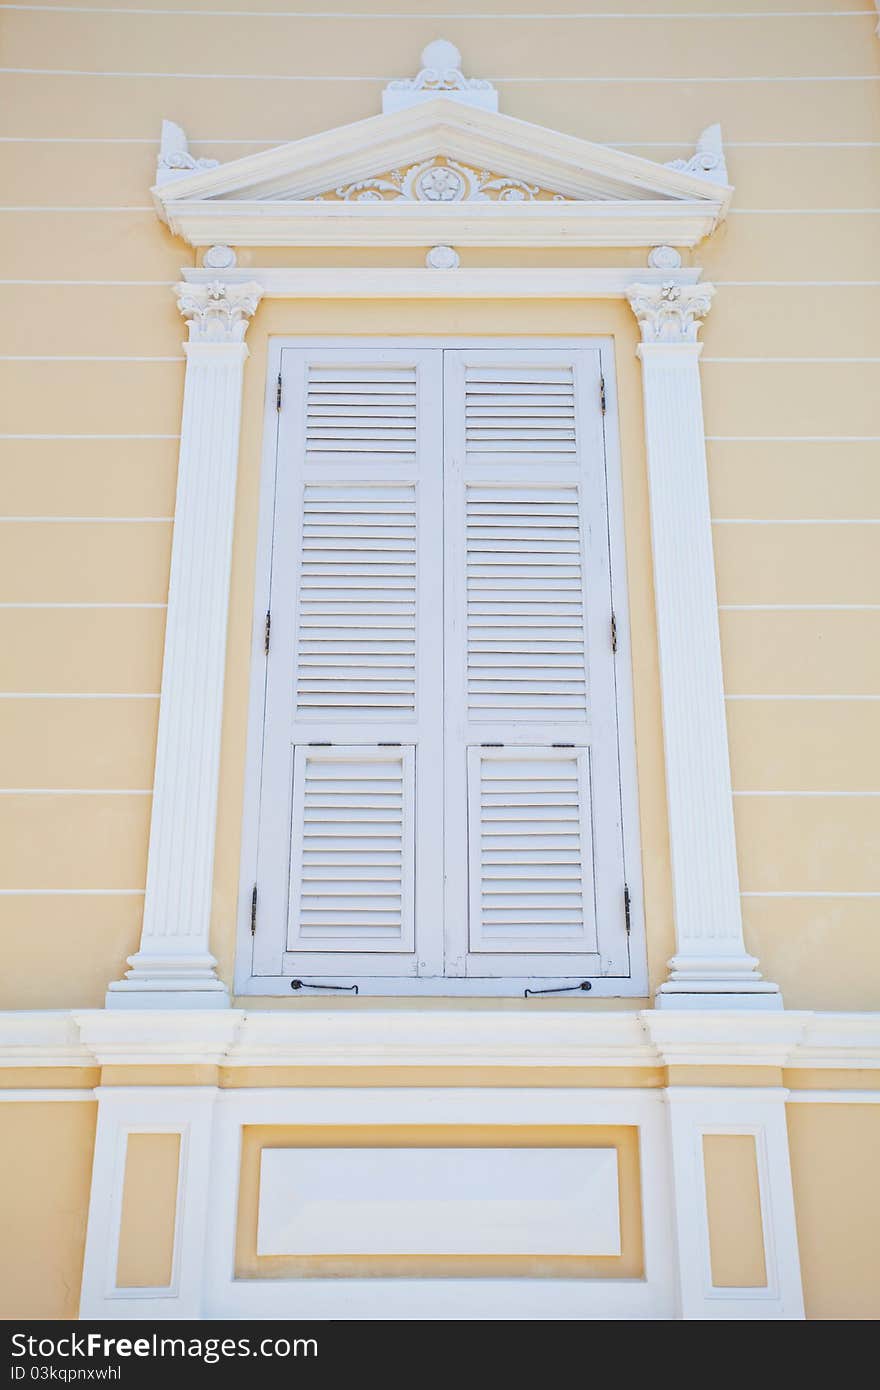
top-left (468, 749), bottom-right (595, 955)
top-left (288, 746), bottom-right (415, 953)
top-left (306, 365), bottom-right (418, 465)
top-left (295, 484), bottom-right (417, 718)
top-left (466, 486), bottom-right (588, 721)
top-left (465, 366), bottom-right (577, 461)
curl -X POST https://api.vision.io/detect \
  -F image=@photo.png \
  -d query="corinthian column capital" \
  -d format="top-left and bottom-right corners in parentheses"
top-left (626, 281), bottom-right (715, 346)
top-left (174, 279), bottom-right (263, 343)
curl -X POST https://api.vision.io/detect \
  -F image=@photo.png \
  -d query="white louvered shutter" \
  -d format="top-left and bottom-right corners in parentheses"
top-left (444, 350), bottom-right (629, 979)
top-left (253, 349), bottom-right (443, 980)
top-left (288, 745), bottom-right (415, 953)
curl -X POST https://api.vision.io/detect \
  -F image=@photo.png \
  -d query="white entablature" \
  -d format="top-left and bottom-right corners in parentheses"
top-left (152, 40), bottom-right (732, 251)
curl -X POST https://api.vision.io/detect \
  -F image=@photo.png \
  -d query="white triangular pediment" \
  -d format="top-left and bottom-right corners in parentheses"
top-left (154, 42), bottom-right (731, 251)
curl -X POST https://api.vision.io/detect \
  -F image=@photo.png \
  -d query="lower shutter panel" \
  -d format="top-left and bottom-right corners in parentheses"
top-left (467, 746), bottom-right (597, 956)
top-left (288, 745), bottom-right (415, 954)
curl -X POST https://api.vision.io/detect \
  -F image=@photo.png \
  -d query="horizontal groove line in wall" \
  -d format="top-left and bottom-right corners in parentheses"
top-left (0, 434), bottom-right (180, 440)
top-left (2, 69), bottom-right (878, 83)
top-left (718, 605), bottom-right (880, 611)
top-left (0, 351), bottom-right (182, 356)
top-left (733, 791), bottom-right (880, 797)
top-left (0, 602), bottom-right (168, 609)
top-left (706, 436), bottom-right (880, 442)
top-left (0, 515), bottom-right (173, 522)
top-left (0, 789), bottom-right (153, 796)
top-left (711, 283), bottom-right (880, 288)
top-left (0, 692), bottom-right (160, 699)
top-left (740, 891), bottom-right (880, 897)
top-left (702, 357), bottom-right (880, 363)
top-left (711, 518), bottom-right (880, 524)
top-left (0, 887), bottom-right (145, 894)
top-left (725, 695), bottom-right (880, 702)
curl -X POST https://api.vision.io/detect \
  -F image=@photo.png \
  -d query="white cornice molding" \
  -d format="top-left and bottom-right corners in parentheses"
top-left (159, 197), bottom-right (725, 252)
top-left (179, 265), bottom-right (702, 300)
top-left (1, 1010), bottom-right (879, 1072)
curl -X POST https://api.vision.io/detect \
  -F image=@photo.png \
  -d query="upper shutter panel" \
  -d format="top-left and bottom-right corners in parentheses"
top-left (465, 365), bottom-right (577, 463)
top-left (466, 484), bottom-right (588, 722)
top-left (295, 483), bottom-right (417, 720)
top-left (306, 365), bottom-right (418, 467)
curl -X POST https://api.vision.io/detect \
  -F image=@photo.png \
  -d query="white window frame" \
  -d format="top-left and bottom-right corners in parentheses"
top-left (235, 335), bottom-right (646, 998)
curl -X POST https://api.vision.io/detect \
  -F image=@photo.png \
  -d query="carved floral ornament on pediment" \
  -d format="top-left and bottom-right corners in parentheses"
top-left (316, 156), bottom-right (571, 205)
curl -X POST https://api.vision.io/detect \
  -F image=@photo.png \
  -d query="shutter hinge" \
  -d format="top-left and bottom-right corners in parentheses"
top-left (624, 883), bottom-right (632, 936)
top-left (599, 375), bottom-right (606, 414)
top-left (250, 883), bottom-right (258, 936)
top-left (276, 373), bottom-right (283, 412)
top-left (264, 609), bottom-right (271, 655)
top-left (611, 611), bottom-right (618, 653)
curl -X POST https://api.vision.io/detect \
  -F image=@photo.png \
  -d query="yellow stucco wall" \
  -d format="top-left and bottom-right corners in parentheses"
top-left (1, 0), bottom-right (878, 1010)
top-left (787, 1102), bottom-right (880, 1320)
top-left (0, 1102), bottom-right (97, 1318)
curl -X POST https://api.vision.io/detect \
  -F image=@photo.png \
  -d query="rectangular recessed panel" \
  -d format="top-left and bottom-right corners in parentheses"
top-left (468, 748), bottom-right (596, 954)
top-left (466, 485), bottom-right (588, 721)
top-left (287, 745), bottom-right (415, 954)
top-left (257, 1147), bottom-right (621, 1256)
top-left (295, 484), bottom-right (417, 719)
top-left (306, 364), bottom-right (417, 466)
top-left (465, 365), bottom-right (577, 462)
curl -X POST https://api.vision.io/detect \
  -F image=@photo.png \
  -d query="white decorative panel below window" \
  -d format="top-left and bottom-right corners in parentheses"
top-left (257, 1147), bottom-right (621, 1257)
top-left (287, 745), bottom-right (415, 954)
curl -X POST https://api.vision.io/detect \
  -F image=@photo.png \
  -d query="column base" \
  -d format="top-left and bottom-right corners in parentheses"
top-left (656, 954), bottom-right (782, 1010)
top-left (105, 951), bottom-right (230, 1010)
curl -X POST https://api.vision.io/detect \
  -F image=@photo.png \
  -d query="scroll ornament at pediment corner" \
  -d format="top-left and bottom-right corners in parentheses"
top-left (317, 157), bottom-right (571, 205)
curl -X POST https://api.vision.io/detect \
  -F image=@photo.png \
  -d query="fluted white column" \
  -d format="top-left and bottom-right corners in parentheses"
top-left (628, 282), bottom-right (780, 1008)
top-left (107, 281), bottom-right (262, 1008)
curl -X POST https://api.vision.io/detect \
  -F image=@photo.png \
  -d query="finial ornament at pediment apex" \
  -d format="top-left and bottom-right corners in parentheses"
top-left (174, 281), bottom-right (264, 343)
top-left (665, 125), bottom-right (728, 186)
top-left (626, 282), bottom-right (716, 345)
top-left (383, 39), bottom-right (499, 113)
top-left (156, 120), bottom-right (220, 186)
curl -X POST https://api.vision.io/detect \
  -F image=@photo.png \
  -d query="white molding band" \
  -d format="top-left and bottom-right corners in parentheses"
top-left (106, 281), bottom-right (263, 1010)
top-left (3, 1009), bottom-right (879, 1073)
top-left (627, 282), bottom-right (781, 1010)
top-left (179, 265), bottom-right (702, 299)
